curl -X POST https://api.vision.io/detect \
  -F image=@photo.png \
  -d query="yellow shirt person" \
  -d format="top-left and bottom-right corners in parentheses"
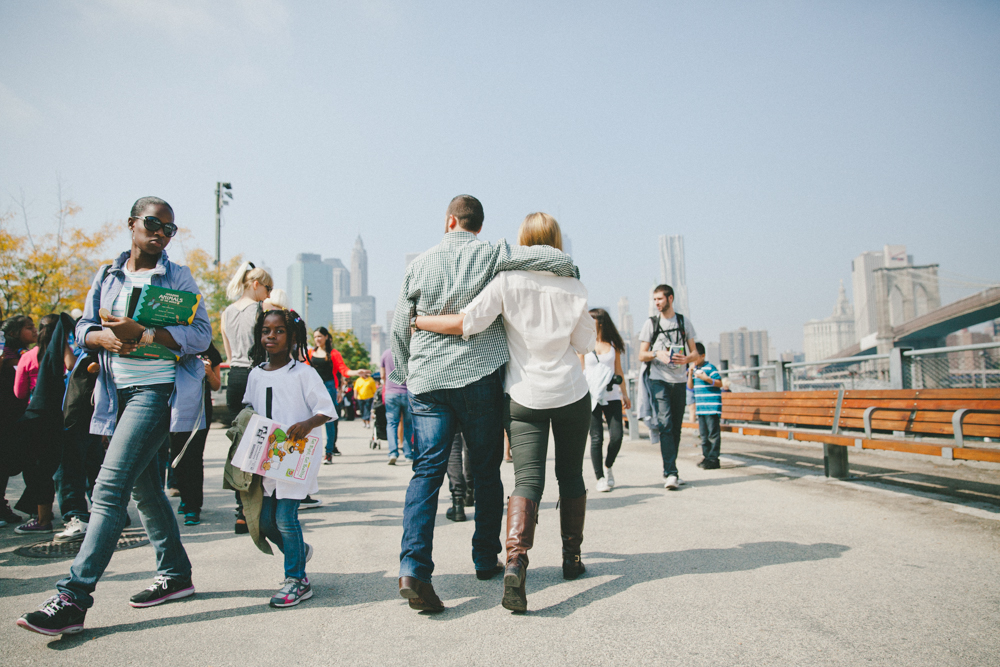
top-left (354, 376), bottom-right (378, 401)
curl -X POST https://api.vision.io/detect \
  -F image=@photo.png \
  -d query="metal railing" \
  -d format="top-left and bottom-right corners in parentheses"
top-left (903, 342), bottom-right (1000, 389)
top-left (718, 365), bottom-right (777, 392)
top-left (785, 354), bottom-right (892, 391)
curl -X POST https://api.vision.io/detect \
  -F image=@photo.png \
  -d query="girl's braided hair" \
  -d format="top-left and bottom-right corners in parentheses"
top-left (250, 308), bottom-right (310, 366)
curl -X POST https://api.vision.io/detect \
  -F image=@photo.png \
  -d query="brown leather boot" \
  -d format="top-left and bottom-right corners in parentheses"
top-left (560, 493), bottom-right (587, 580)
top-left (501, 495), bottom-right (537, 613)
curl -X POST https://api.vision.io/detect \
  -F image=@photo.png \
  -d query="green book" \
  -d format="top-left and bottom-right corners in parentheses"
top-left (129, 285), bottom-right (202, 327)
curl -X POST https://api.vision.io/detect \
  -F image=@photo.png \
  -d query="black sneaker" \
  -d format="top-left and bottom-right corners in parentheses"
top-left (703, 460), bottom-right (721, 470)
top-left (696, 459), bottom-right (707, 469)
top-left (0, 500), bottom-right (21, 525)
top-left (331, 447), bottom-right (342, 456)
top-left (184, 511), bottom-right (200, 526)
top-left (129, 575), bottom-right (195, 608)
top-left (299, 496), bottom-right (324, 510)
top-left (17, 594), bottom-right (86, 636)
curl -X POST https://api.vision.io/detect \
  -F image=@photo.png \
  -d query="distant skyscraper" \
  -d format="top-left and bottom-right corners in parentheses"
top-left (324, 257), bottom-right (350, 304)
top-left (719, 328), bottom-right (770, 368)
top-left (852, 250), bottom-right (884, 343)
top-left (617, 296), bottom-right (636, 372)
top-left (351, 236), bottom-right (368, 297)
top-left (658, 235), bottom-right (690, 318)
top-left (287, 253), bottom-right (333, 330)
top-left (803, 281), bottom-right (857, 362)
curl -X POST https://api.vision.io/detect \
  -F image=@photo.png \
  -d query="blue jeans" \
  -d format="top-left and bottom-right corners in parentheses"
top-left (400, 370), bottom-right (504, 583)
top-left (385, 391), bottom-right (413, 459)
top-left (649, 379), bottom-right (687, 477)
top-left (57, 384), bottom-right (192, 608)
top-left (260, 492), bottom-right (306, 580)
top-left (323, 380), bottom-right (340, 455)
top-left (358, 398), bottom-right (373, 421)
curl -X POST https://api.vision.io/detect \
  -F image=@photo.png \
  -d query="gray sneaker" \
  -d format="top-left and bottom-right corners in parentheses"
top-left (270, 577), bottom-right (312, 608)
top-left (54, 517), bottom-right (88, 543)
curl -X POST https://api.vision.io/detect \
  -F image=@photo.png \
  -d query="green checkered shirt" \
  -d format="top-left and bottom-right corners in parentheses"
top-left (389, 231), bottom-right (580, 395)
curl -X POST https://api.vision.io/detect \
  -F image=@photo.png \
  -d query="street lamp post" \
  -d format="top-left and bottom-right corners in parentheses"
top-left (214, 182), bottom-right (233, 266)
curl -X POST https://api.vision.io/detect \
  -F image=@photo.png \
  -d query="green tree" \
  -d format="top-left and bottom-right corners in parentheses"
top-left (325, 329), bottom-right (372, 370)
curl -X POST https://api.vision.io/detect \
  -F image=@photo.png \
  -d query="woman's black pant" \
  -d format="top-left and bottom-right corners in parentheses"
top-left (590, 400), bottom-right (624, 480)
top-left (226, 366), bottom-right (251, 513)
top-left (170, 429), bottom-right (208, 512)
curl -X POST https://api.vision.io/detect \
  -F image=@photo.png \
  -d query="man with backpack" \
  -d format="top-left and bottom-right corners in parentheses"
top-left (638, 284), bottom-right (698, 490)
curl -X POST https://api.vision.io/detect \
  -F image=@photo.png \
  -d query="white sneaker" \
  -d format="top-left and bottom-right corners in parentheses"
top-left (388, 455), bottom-right (397, 466)
top-left (604, 467), bottom-right (615, 489)
top-left (664, 474), bottom-right (679, 490)
top-left (54, 517), bottom-right (88, 543)
top-left (596, 478), bottom-right (610, 493)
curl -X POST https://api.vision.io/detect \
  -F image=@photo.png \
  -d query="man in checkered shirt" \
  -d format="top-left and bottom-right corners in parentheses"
top-left (390, 195), bottom-right (580, 612)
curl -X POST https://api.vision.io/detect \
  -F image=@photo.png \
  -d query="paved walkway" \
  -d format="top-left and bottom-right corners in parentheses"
top-left (2, 420), bottom-right (998, 666)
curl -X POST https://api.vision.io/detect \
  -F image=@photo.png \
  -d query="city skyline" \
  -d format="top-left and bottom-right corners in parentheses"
top-left (2, 3), bottom-right (998, 353)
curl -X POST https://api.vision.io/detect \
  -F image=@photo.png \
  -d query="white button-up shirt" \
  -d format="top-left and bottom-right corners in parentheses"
top-left (461, 270), bottom-right (596, 410)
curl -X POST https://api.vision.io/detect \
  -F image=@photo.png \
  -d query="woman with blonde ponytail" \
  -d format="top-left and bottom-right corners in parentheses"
top-left (221, 261), bottom-right (273, 533)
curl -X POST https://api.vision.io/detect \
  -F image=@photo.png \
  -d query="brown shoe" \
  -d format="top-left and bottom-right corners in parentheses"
top-left (502, 496), bottom-right (537, 613)
top-left (398, 577), bottom-right (444, 613)
top-left (560, 493), bottom-right (587, 580)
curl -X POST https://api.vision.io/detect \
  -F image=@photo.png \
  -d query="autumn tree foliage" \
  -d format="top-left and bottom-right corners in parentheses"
top-left (181, 248), bottom-right (245, 354)
top-left (0, 200), bottom-right (116, 321)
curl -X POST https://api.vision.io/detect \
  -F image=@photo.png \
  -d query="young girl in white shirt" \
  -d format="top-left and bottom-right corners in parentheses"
top-left (243, 309), bottom-right (336, 608)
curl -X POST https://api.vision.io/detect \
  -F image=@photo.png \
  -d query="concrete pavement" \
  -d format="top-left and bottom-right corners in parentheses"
top-left (1, 419), bottom-right (998, 666)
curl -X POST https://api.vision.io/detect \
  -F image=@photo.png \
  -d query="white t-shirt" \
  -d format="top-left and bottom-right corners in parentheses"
top-left (111, 266), bottom-right (176, 388)
top-left (243, 360), bottom-right (337, 500)
top-left (584, 347), bottom-right (622, 402)
top-left (461, 270), bottom-right (595, 410)
top-left (638, 313), bottom-right (697, 384)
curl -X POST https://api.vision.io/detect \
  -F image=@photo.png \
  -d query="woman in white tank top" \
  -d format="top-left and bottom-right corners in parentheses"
top-left (581, 308), bottom-right (630, 493)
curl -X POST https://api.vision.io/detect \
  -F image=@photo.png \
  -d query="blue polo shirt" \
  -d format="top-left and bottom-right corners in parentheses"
top-left (693, 362), bottom-right (722, 416)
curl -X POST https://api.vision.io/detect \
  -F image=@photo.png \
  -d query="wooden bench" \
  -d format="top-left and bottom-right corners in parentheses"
top-left (683, 389), bottom-right (1000, 476)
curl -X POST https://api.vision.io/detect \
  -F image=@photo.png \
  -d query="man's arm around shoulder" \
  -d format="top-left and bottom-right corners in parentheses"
top-left (493, 239), bottom-right (580, 279)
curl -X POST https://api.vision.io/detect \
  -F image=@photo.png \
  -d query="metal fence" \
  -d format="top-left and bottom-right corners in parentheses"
top-left (785, 354), bottom-right (892, 391)
top-left (718, 365), bottom-right (778, 392)
top-left (903, 342), bottom-right (1000, 389)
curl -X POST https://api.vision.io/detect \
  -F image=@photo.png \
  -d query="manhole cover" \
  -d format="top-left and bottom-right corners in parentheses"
top-left (14, 527), bottom-right (150, 559)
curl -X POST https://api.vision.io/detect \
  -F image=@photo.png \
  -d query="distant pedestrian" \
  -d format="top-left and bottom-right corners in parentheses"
top-left (18, 196), bottom-right (212, 637)
top-left (380, 347), bottom-right (413, 464)
top-left (354, 371), bottom-right (377, 428)
top-left (638, 284), bottom-right (699, 491)
top-left (581, 308), bottom-right (631, 493)
top-left (688, 342), bottom-right (722, 469)
top-left (308, 326), bottom-right (359, 463)
top-left (243, 309), bottom-right (335, 608)
top-left (0, 316), bottom-right (35, 526)
top-left (221, 261), bottom-right (273, 534)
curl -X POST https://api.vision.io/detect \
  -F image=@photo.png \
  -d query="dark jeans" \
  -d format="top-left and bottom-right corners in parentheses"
top-left (323, 380), bottom-right (340, 455)
top-left (401, 370), bottom-right (505, 582)
top-left (170, 429), bottom-right (208, 512)
top-left (446, 432), bottom-right (473, 500)
top-left (58, 383), bottom-right (191, 609)
top-left (698, 413), bottom-right (721, 463)
top-left (590, 400), bottom-right (624, 480)
top-left (227, 366), bottom-right (251, 512)
top-left (648, 379), bottom-right (687, 477)
top-left (507, 393), bottom-right (591, 505)
top-left (56, 425), bottom-right (105, 522)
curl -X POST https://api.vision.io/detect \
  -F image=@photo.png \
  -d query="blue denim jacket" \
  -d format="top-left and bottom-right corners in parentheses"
top-left (76, 250), bottom-right (213, 436)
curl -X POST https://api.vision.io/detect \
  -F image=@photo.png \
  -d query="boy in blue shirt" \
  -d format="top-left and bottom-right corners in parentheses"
top-left (687, 342), bottom-right (722, 469)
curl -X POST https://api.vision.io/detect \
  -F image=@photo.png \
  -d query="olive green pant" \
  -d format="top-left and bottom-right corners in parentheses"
top-left (506, 393), bottom-right (592, 505)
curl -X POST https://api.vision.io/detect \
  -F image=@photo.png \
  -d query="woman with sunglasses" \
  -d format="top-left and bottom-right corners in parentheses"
top-left (17, 197), bottom-right (213, 637)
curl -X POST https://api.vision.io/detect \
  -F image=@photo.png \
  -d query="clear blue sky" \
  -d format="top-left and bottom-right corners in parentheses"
top-left (2, 1), bottom-right (998, 352)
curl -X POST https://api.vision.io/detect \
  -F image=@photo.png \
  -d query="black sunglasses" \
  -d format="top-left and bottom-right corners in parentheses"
top-left (131, 216), bottom-right (178, 238)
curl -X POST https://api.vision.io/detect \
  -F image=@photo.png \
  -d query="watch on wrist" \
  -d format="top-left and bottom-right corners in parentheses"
top-left (410, 315), bottom-right (419, 331)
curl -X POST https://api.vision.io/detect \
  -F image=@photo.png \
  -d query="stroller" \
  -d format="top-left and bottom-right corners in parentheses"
top-left (370, 389), bottom-right (388, 450)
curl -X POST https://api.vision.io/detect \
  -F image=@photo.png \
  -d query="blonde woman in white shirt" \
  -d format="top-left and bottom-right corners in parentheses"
top-left (415, 212), bottom-right (595, 613)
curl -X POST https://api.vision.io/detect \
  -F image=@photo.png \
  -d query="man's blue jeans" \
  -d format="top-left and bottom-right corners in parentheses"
top-left (648, 379), bottom-right (687, 477)
top-left (400, 370), bottom-right (504, 583)
top-left (260, 492), bottom-right (306, 579)
top-left (323, 379), bottom-right (340, 455)
top-left (57, 384), bottom-right (192, 608)
top-left (385, 391), bottom-right (413, 459)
